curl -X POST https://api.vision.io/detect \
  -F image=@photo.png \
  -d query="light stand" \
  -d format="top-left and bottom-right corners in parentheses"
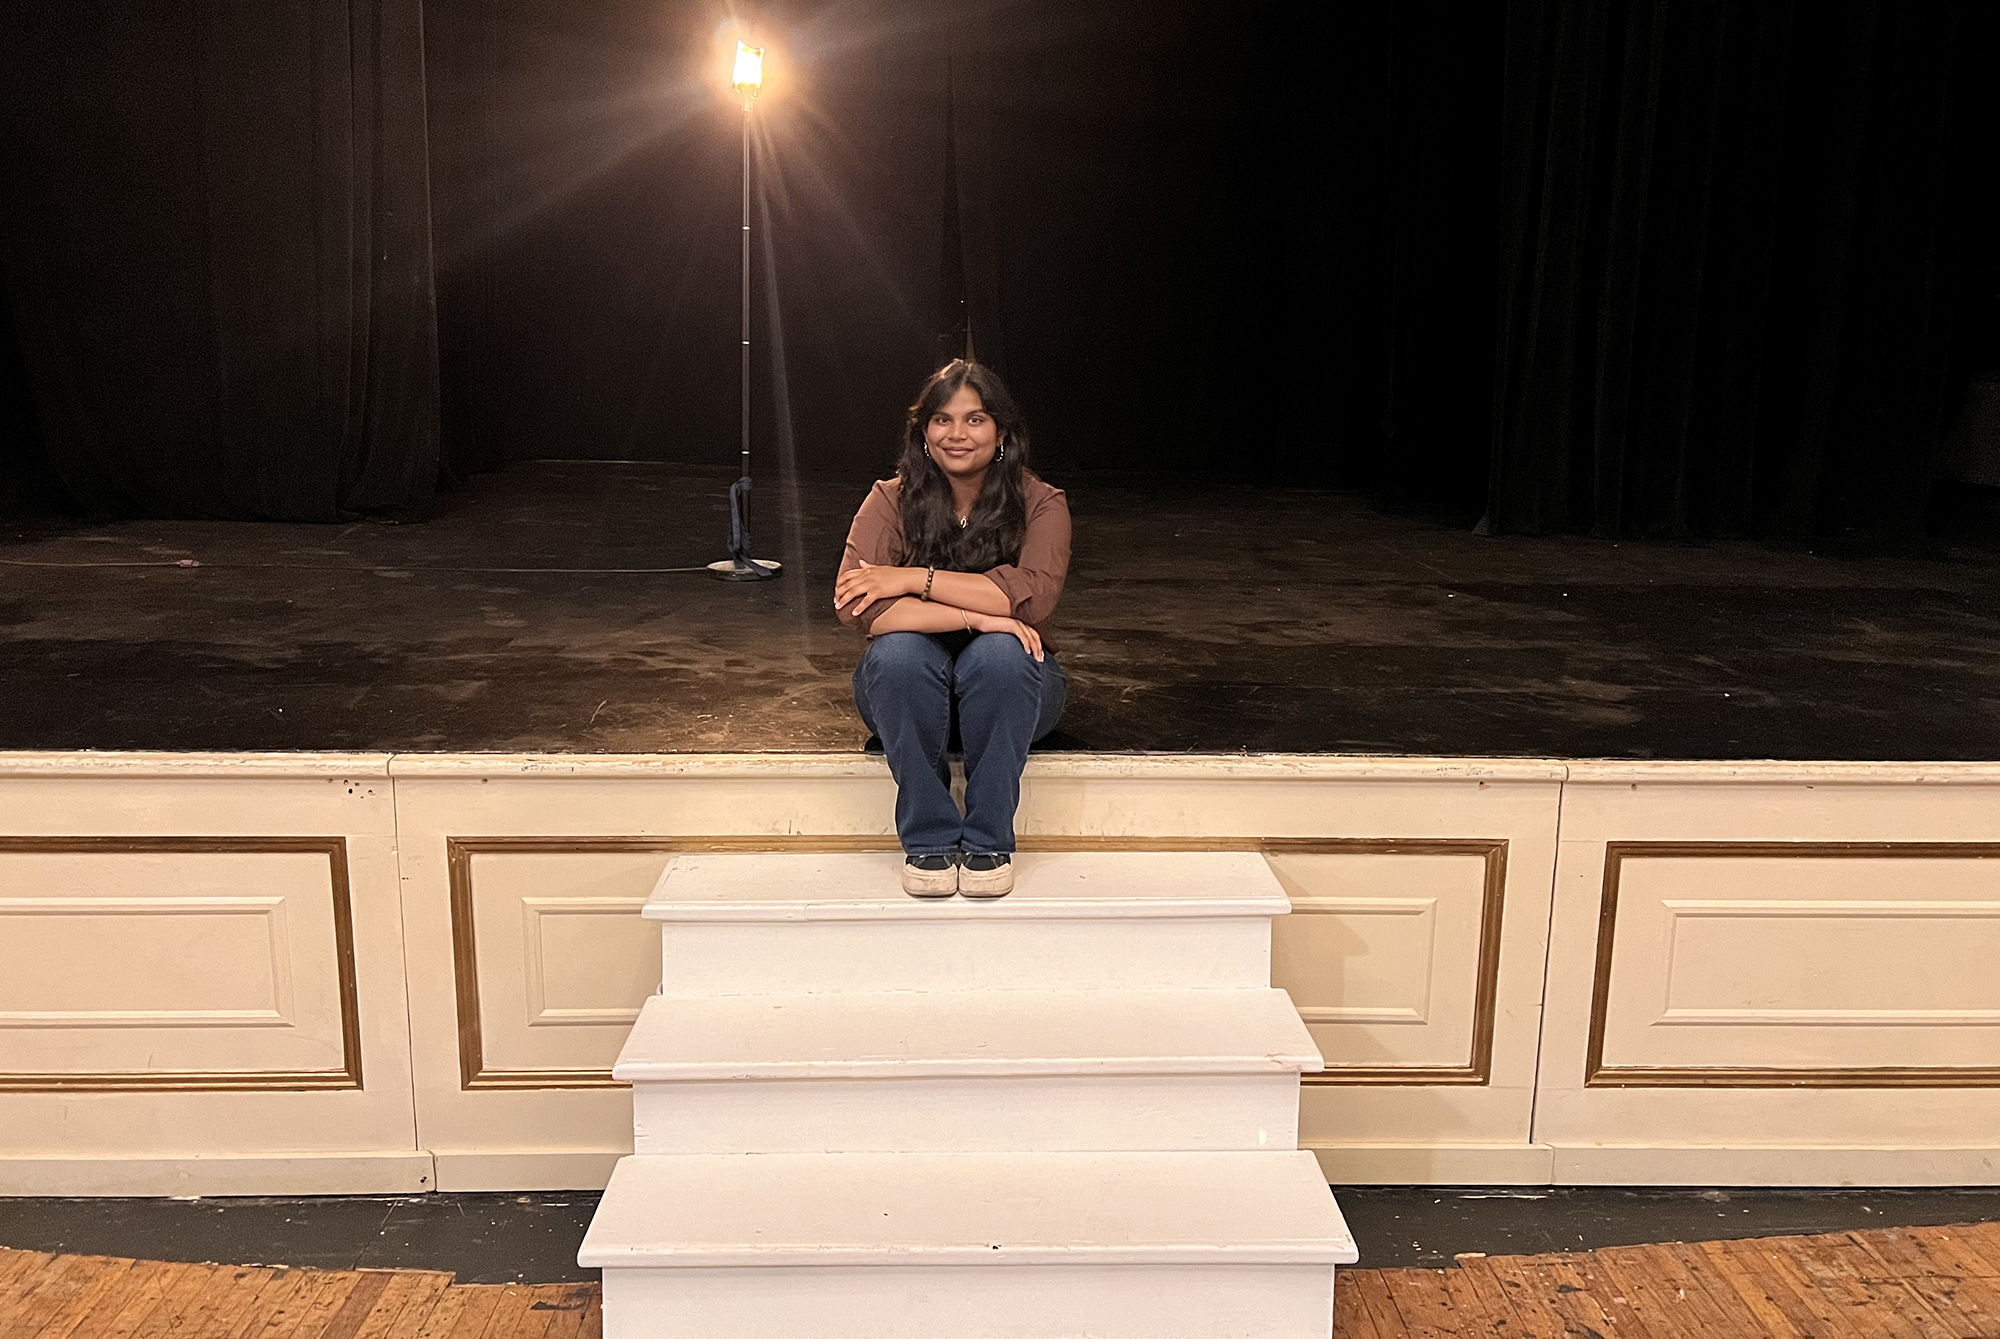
top-left (709, 40), bottom-right (781, 581)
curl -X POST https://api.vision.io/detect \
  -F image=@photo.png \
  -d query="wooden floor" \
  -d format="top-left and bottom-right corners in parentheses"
top-left (0, 1250), bottom-right (597, 1339)
top-left (2, 1221), bottom-right (1996, 1337)
top-left (1337, 1222), bottom-right (2000, 1337)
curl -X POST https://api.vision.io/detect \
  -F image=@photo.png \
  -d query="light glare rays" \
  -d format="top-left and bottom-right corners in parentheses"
top-left (435, 0), bottom-right (1157, 268)
top-left (433, 90), bottom-right (708, 268)
top-left (756, 171), bottom-right (815, 638)
top-left (441, 0), bottom-right (1169, 486)
top-left (751, 107), bottom-right (928, 350)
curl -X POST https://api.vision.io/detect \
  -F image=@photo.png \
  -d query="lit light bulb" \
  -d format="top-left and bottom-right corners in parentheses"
top-left (732, 41), bottom-right (764, 98)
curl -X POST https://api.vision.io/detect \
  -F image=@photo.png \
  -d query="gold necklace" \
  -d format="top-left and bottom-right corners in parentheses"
top-left (955, 513), bottom-right (969, 528)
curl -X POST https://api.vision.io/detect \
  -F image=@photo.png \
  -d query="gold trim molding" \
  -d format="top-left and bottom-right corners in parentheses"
top-left (448, 835), bottom-right (896, 1089)
top-left (1258, 838), bottom-right (1508, 1088)
top-left (0, 836), bottom-right (363, 1093)
top-left (1585, 841), bottom-right (2000, 1089)
top-left (447, 835), bottom-right (1510, 1091)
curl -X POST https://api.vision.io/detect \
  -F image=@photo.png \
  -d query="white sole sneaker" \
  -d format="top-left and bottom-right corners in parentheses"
top-left (901, 858), bottom-right (958, 898)
top-left (957, 857), bottom-right (1014, 899)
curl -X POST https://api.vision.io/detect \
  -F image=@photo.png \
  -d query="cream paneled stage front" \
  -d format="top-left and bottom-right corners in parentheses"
top-left (1, 751), bottom-right (1996, 1196)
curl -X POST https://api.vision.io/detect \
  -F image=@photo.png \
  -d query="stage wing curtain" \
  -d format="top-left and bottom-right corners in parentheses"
top-left (1486, 0), bottom-right (1982, 538)
top-left (1277, 5), bottom-right (1502, 509)
top-left (0, 0), bottom-right (440, 520)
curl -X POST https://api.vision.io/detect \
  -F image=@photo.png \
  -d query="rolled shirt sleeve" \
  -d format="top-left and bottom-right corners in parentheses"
top-left (983, 481), bottom-right (1070, 630)
top-left (835, 480), bottom-right (909, 633)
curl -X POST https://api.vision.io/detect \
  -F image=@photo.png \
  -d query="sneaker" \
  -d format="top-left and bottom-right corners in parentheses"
top-left (902, 854), bottom-right (958, 898)
top-left (957, 852), bottom-right (1014, 898)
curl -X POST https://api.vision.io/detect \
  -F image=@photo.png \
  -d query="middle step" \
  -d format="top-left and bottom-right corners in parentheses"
top-left (617, 987), bottom-right (1321, 1154)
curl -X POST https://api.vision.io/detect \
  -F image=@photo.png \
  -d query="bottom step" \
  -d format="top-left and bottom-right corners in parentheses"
top-left (582, 1150), bottom-right (1355, 1339)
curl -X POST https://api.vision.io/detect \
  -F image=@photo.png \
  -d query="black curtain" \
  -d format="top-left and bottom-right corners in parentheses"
top-left (1276, 4), bottom-right (1504, 508)
top-left (968, 1), bottom-right (1294, 477)
top-left (2, 0), bottom-right (1992, 533)
top-left (0, 268), bottom-right (69, 517)
top-left (1486, 0), bottom-right (1995, 537)
top-left (0, 0), bottom-right (440, 520)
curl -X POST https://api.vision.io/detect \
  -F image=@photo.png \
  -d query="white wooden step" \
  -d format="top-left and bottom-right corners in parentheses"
top-left (580, 1149), bottom-right (1355, 1266)
top-left (617, 987), bottom-right (1321, 1153)
top-left (648, 851), bottom-right (1288, 994)
top-left (582, 1150), bottom-right (1355, 1339)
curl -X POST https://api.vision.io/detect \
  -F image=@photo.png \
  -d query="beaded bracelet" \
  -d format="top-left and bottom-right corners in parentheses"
top-left (921, 566), bottom-right (935, 601)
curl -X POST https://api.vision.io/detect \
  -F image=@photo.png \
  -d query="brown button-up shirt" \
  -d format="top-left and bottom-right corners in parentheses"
top-left (836, 474), bottom-right (1072, 651)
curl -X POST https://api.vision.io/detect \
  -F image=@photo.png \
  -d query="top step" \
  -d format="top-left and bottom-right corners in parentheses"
top-left (645, 851), bottom-right (1290, 921)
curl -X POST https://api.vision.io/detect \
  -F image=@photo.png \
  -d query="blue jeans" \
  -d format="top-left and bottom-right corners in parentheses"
top-left (854, 631), bottom-right (1067, 856)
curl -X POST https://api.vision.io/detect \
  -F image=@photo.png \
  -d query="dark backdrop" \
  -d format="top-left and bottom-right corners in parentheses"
top-left (0, 0), bottom-right (440, 521)
top-left (1490, 0), bottom-right (1998, 536)
top-left (2, 0), bottom-right (1995, 533)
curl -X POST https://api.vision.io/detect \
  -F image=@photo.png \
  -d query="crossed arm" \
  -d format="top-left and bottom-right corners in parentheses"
top-left (834, 562), bottom-right (1045, 660)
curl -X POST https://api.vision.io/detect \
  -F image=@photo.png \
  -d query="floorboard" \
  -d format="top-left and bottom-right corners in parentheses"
top-left (3, 1220), bottom-right (1998, 1338)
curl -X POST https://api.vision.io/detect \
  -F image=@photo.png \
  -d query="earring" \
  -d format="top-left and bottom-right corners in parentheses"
top-left (997, 442), bottom-right (1006, 462)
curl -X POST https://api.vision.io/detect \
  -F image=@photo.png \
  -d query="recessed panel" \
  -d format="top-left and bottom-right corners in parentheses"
top-left (526, 899), bottom-right (660, 1025)
top-left (1270, 898), bottom-right (1435, 1025)
top-left (469, 852), bottom-right (668, 1074)
top-left (1600, 854), bottom-right (2000, 1070)
top-left (2, 900), bottom-right (287, 1022)
top-left (1662, 904), bottom-right (2000, 1021)
top-left (0, 851), bottom-right (348, 1076)
top-left (1267, 852), bottom-right (1491, 1072)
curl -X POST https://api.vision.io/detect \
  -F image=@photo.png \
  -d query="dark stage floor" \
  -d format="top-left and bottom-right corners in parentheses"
top-left (3, 460), bottom-right (1998, 758)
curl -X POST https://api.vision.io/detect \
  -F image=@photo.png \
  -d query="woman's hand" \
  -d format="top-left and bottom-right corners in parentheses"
top-left (967, 610), bottom-right (1044, 662)
top-left (834, 560), bottom-right (921, 616)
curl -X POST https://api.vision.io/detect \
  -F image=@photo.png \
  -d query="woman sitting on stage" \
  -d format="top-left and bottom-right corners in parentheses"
top-left (834, 359), bottom-right (1071, 899)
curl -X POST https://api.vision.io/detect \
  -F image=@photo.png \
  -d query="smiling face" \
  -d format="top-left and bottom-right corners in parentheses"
top-left (924, 385), bottom-right (1002, 485)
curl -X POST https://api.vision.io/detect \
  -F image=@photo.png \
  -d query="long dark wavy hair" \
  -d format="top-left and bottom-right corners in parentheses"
top-left (896, 360), bottom-right (1033, 571)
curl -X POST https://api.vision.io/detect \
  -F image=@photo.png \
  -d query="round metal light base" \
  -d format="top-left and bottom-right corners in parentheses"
top-left (707, 557), bottom-right (783, 582)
